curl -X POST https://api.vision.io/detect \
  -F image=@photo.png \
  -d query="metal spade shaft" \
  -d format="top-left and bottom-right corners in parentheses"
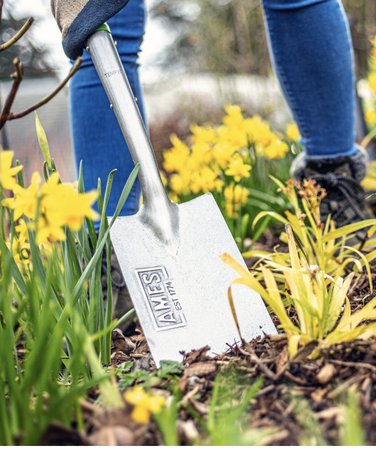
top-left (87, 30), bottom-right (179, 252)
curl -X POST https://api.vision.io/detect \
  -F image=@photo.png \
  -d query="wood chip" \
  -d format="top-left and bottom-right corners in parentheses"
top-left (275, 345), bottom-right (289, 374)
top-left (314, 364), bottom-right (337, 384)
top-left (184, 361), bottom-right (217, 378)
top-left (177, 420), bottom-right (199, 441)
top-left (314, 406), bottom-right (343, 420)
top-left (88, 426), bottom-right (134, 446)
top-left (310, 388), bottom-right (328, 402)
top-left (182, 346), bottom-right (211, 365)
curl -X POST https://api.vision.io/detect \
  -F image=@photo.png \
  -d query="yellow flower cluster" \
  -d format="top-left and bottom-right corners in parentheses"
top-left (162, 105), bottom-right (291, 208)
top-left (124, 386), bottom-right (165, 424)
top-left (224, 183), bottom-right (249, 218)
top-left (1, 151), bottom-right (99, 251)
top-left (363, 37), bottom-right (376, 127)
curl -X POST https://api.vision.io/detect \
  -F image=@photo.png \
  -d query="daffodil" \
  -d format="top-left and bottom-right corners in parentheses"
top-left (245, 116), bottom-right (273, 148)
top-left (264, 139), bottom-right (289, 160)
top-left (191, 123), bottom-right (217, 146)
top-left (5, 233), bottom-right (30, 265)
top-left (170, 172), bottom-right (191, 195)
top-left (285, 122), bottom-right (300, 142)
top-left (212, 142), bottom-right (235, 169)
top-left (224, 183), bottom-right (249, 204)
top-left (41, 172), bottom-right (99, 231)
top-left (224, 154), bottom-right (252, 182)
top-left (3, 172), bottom-right (42, 220)
top-left (124, 386), bottom-right (165, 424)
top-left (34, 214), bottom-right (66, 245)
top-left (365, 109), bottom-right (376, 125)
top-left (223, 104), bottom-right (245, 128)
top-left (0, 150), bottom-right (23, 191)
top-left (370, 36), bottom-right (376, 70)
top-left (163, 135), bottom-right (190, 173)
top-left (369, 72), bottom-right (376, 95)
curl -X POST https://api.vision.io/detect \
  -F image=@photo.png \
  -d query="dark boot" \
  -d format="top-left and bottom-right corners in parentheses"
top-left (290, 147), bottom-right (373, 229)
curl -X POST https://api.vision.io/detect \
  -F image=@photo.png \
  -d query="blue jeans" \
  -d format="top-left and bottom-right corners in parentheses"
top-left (70, 0), bottom-right (356, 224)
top-left (262, 0), bottom-right (356, 158)
top-left (70, 0), bottom-right (146, 225)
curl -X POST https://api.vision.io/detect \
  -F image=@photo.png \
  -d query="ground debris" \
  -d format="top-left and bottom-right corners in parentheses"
top-left (34, 273), bottom-right (376, 445)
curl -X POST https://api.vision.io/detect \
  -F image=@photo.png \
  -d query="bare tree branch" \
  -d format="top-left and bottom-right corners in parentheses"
top-left (0, 17), bottom-right (34, 52)
top-left (0, 57), bottom-right (23, 130)
top-left (7, 57), bottom-right (83, 122)
top-left (0, 0), bottom-right (4, 27)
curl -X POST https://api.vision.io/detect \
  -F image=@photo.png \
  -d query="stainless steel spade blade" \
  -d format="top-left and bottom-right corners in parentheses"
top-left (87, 29), bottom-right (277, 366)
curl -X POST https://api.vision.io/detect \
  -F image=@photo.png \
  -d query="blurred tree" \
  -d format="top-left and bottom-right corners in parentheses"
top-left (150, 0), bottom-right (376, 78)
top-left (0, 9), bottom-right (54, 79)
top-left (150, 0), bottom-right (271, 76)
top-left (343, 0), bottom-right (376, 78)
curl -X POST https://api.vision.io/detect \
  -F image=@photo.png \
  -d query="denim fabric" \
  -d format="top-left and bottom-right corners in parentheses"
top-left (261, 0), bottom-right (357, 157)
top-left (70, 0), bottom-right (145, 226)
top-left (70, 0), bottom-right (357, 227)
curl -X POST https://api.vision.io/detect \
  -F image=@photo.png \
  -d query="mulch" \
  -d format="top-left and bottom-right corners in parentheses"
top-left (38, 268), bottom-right (376, 446)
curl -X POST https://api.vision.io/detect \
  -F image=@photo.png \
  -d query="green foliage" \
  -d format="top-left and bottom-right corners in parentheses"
top-left (291, 396), bottom-right (328, 446)
top-left (249, 177), bottom-right (376, 277)
top-left (340, 392), bottom-right (366, 446)
top-left (222, 220), bottom-right (376, 358)
top-left (157, 360), bottom-right (185, 378)
top-left (0, 119), bottom-right (140, 443)
top-left (154, 386), bottom-right (181, 446)
top-left (192, 368), bottom-right (268, 445)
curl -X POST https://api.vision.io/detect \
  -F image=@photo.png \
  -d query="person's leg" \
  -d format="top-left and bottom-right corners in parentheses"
top-left (261, 0), bottom-right (371, 226)
top-left (70, 0), bottom-right (146, 225)
top-left (261, 0), bottom-right (355, 157)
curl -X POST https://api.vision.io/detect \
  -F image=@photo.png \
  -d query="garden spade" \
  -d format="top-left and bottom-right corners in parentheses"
top-left (87, 28), bottom-right (277, 366)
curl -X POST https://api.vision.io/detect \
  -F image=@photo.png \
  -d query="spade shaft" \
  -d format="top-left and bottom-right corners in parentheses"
top-left (87, 29), bottom-right (178, 250)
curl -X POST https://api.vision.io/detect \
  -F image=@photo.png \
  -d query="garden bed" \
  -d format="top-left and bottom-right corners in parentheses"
top-left (35, 271), bottom-right (376, 446)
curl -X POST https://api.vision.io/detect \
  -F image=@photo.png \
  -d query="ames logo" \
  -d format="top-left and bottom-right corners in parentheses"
top-left (136, 267), bottom-right (186, 331)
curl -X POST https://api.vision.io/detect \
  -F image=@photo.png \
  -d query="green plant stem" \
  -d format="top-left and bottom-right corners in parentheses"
top-left (0, 17), bottom-right (34, 52)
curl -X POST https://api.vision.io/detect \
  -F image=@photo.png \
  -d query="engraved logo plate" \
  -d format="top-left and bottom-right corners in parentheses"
top-left (136, 266), bottom-right (187, 331)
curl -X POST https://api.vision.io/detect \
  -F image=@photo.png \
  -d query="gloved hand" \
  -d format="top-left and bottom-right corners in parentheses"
top-left (51, 0), bottom-right (130, 60)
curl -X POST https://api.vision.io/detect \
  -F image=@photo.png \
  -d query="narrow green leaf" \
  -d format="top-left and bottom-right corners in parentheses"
top-left (71, 164), bottom-right (140, 305)
top-left (323, 219), bottom-right (376, 242)
top-left (0, 239), bottom-right (27, 295)
top-left (35, 111), bottom-right (52, 170)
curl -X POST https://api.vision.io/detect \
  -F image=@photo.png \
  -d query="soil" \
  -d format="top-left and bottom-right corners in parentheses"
top-left (37, 259), bottom-right (376, 446)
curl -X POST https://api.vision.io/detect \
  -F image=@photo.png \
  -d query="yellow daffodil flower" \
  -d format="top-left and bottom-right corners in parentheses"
top-left (264, 139), bottom-right (289, 160)
top-left (124, 386), bottom-right (165, 424)
top-left (191, 123), bottom-right (217, 146)
top-left (245, 116), bottom-right (273, 148)
top-left (15, 219), bottom-right (29, 242)
top-left (34, 215), bottom-right (66, 245)
top-left (285, 122), bottom-right (301, 142)
top-left (0, 150), bottom-right (23, 191)
top-left (212, 142), bottom-right (235, 169)
top-left (41, 172), bottom-right (99, 231)
top-left (163, 135), bottom-right (190, 173)
top-left (224, 155), bottom-right (252, 182)
top-left (224, 183), bottom-right (249, 204)
top-left (3, 172), bottom-right (42, 220)
top-left (5, 234), bottom-right (30, 265)
top-left (223, 104), bottom-right (244, 128)
top-left (369, 72), bottom-right (376, 95)
top-left (365, 109), bottom-right (376, 125)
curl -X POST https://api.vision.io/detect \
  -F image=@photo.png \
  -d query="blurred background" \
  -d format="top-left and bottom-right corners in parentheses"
top-left (0, 0), bottom-right (375, 184)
